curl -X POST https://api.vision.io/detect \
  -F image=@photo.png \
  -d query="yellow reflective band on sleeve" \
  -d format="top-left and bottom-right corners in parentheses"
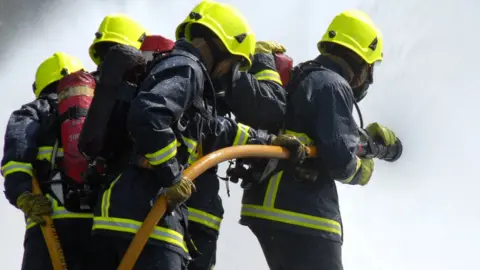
top-left (187, 207), bottom-right (222, 231)
top-left (241, 204), bottom-right (342, 236)
top-left (254, 69), bottom-right (283, 85)
top-left (1, 161), bottom-right (34, 177)
top-left (92, 216), bottom-right (188, 253)
top-left (233, 123), bottom-right (251, 146)
top-left (182, 136), bottom-right (199, 165)
top-left (284, 130), bottom-right (314, 146)
top-left (36, 146), bottom-right (64, 162)
top-left (338, 157), bottom-right (362, 184)
top-left (26, 195), bottom-right (92, 229)
top-left (145, 139), bottom-right (178, 166)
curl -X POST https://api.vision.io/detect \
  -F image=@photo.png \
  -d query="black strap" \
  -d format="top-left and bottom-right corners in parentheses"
top-left (59, 106), bottom-right (89, 122)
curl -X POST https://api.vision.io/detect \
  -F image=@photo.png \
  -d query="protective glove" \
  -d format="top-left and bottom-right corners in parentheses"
top-left (165, 176), bottom-right (196, 207)
top-left (357, 158), bottom-right (375, 186)
top-left (365, 122), bottom-right (397, 146)
top-left (271, 134), bottom-right (308, 165)
top-left (255, 41), bottom-right (287, 54)
top-left (364, 122), bottom-right (403, 162)
top-left (16, 192), bottom-right (52, 225)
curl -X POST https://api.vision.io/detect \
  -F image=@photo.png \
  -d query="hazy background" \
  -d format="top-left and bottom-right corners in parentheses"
top-left (1, 0), bottom-right (478, 269)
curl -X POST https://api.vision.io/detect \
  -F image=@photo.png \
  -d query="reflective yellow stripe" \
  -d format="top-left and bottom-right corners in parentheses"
top-left (93, 216), bottom-right (188, 253)
top-left (145, 139), bottom-right (178, 166)
top-left (233, 123), bottom-right (251, 146)
top-left (254, 69), bottom-right (283, 85)
top-left (26, 195), bottom-right (92, 229)
top-left (182, 136), bottom-right (199, 165)
top-left (36, 146), bottom-right (64, 162)
top-left (101, 175), bottom-right (121, 217)
top-left (187, 207), bottom-right (222, 231)
top-left (1, 161), bottom-right (34, 177)
top-left (241, 204), bottom-right (342, 236)
top-left (263, 171), bottom-right (283, 207)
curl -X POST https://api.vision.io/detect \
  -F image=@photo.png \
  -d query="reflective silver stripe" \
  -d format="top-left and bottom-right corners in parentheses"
top-left (26, 196), bottom-right (92, 229)
top-left (254, 70), bottom-right (282, 85)
top-left (145, 140), bottom-right (177, 165)
top-left (36, 146), bottom-right (64, 161)
top-left (101, 176), bottom-right (120, 217)
top-left (263, 172), bottom-right (283, 207)
top-left (94, 219), bottom-right (184, 243)
top-left (1, 161), bottom-right (34, 177)
top-left (233, 123), bottom-right (250, 145)
top-left (182, 136), bottom-right (199, 164)
top-left (188, 208), bottom-right (222, 231)
top-left (92, 217), bottom-right (187, 252)
top-left (182, 136), bottom-right (197, 153)
top-left (241, 204), bottom-right (342, 235)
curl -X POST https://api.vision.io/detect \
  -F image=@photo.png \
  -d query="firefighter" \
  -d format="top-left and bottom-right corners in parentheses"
top-left (185, 40), bottom-right (287, 270)
top-left (87, 1), bottom-right (305, 269)
top-left (1, 52), bottom-right (92, 270)
top-left (239, 10), bottom-right (403, 270)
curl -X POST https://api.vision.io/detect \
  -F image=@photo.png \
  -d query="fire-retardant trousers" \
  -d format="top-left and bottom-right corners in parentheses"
top-left (21, 219), bottom-right (92, 270)
top-left (249, 225), bottom-right (344, 270)
top-left (187, 222), bottom-right (218, 270)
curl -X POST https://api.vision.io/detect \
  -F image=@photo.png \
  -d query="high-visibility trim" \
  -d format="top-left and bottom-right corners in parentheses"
top-left (233, 123), bottom-right (251, 146)
top-left (254, 69), bottom-right (283, 85)
top-left (338, 157), bottom-right (362, 184)
top-left (101, 175), bottom-right (121, 217)
top-left (182, 136), bottom-right (199, 165)
top-left (92, 216), bottom-right (188, 253)
top-left (241, 204), bottom-right (342, 236)
top-left (187, 207), bottom-right (222, 231)
top-left (26, 195), bottom-right (92, 229)
top-left (263, 171), bottom-right (283, 208)
top-left (145, 139), bottom-right (178, 166)
top-left (36, 146), bottom-right (64, 162)
top-left (1, 161), bottom-right (34, 177)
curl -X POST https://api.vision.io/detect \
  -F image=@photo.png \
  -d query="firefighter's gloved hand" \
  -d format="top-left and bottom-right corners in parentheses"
top-left (16, 192), bottom-right (52, 225)
top-left (255, 41), bottom-right (287, 54)
top-left (365, 122), bottom-right (397, 146)
top-left (165, 176), bottom-right (196, 207)
top-left (358, 158), bottom-right (375, 186)
top-left (271, 134), bottom-right (308, 165)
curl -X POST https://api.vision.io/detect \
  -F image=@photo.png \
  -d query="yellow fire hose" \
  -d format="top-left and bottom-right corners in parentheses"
top-left (32, 176), bottom-right (68, 270)
top-left (118, 145), bottom-right (317, 270)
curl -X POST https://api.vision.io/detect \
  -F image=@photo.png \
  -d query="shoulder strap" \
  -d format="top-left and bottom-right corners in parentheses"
top-left (286, 60), bottom-right (326, 96)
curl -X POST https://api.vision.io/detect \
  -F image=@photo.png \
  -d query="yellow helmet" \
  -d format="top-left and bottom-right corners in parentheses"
top-left (89, 13), bottom-right (147, 65)
top-left (33, 52), bottom-right (84, 98)
top-left (175, 0), bottom-right (256, 71)
top-left (318, 10), bottom-right (383, 64)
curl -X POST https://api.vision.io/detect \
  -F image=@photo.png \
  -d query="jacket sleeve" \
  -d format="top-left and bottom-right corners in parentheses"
top-left (2, 99), bottom-right (51, 206)
top-left (225, 53), bottom-right (286, 131)
top-left (309, 75), bottom-right (364, 185)
top-left (202, 116), bottom-right (272, 154)
top-left (127, 62), bottom-right (202, 187)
